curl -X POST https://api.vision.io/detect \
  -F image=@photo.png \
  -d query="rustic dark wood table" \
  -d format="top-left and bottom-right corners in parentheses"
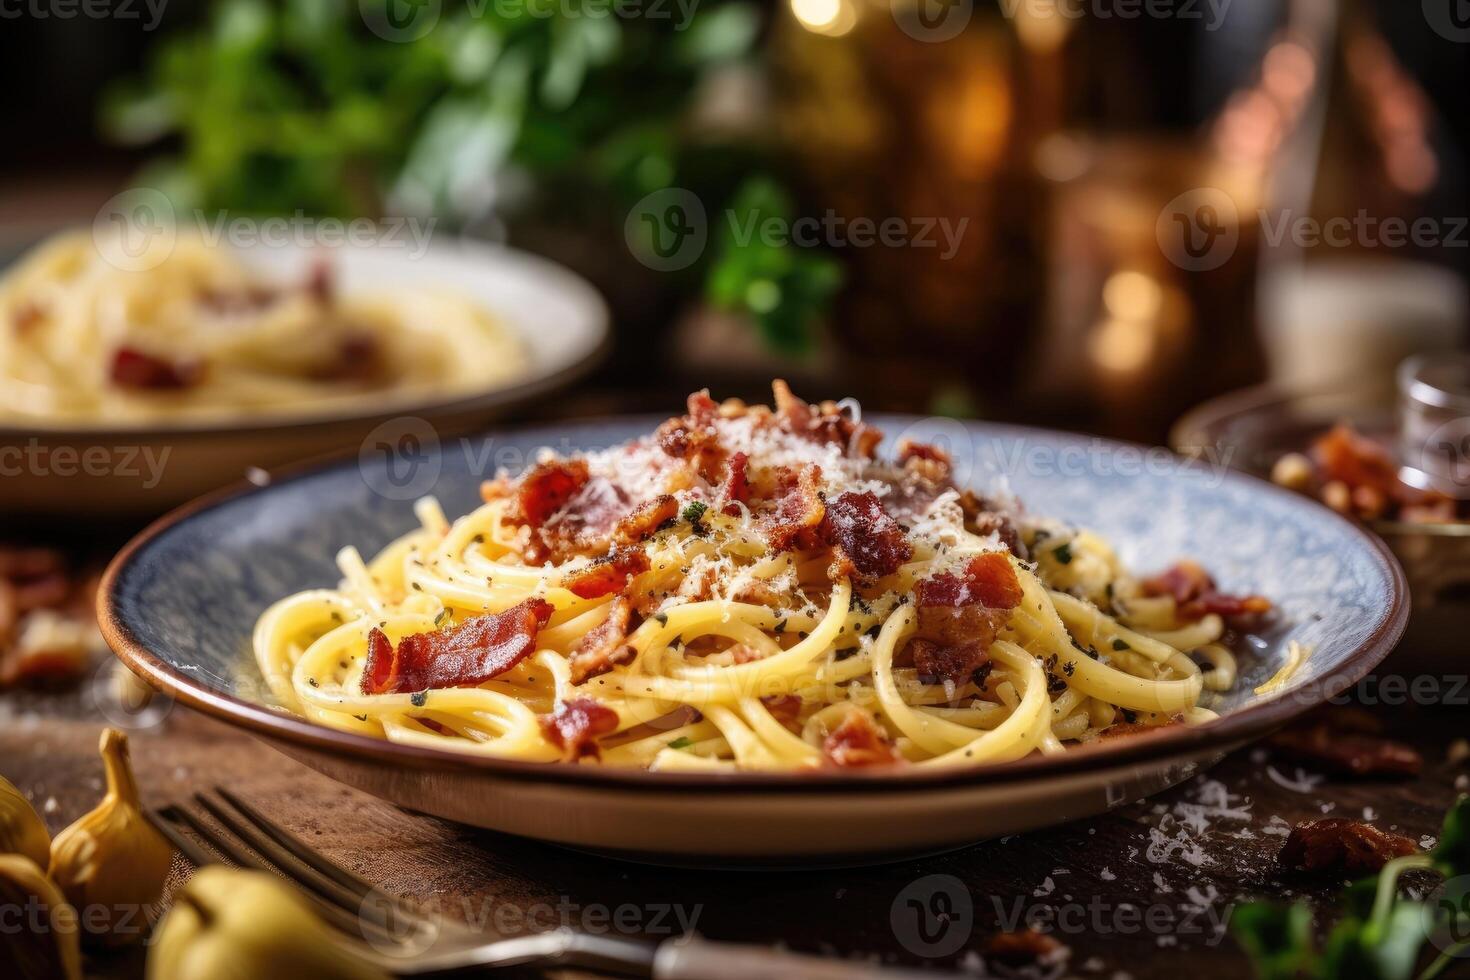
top-left (3, 669), bottom-right (1467, 980)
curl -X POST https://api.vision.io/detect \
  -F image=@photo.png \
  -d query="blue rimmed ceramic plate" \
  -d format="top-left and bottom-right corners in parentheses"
top-left (100, 417), bottom-right (1408, 864)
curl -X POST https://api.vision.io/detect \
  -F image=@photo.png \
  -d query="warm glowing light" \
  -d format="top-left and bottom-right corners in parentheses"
top-left (1102, 271), bottom-right (1163, 323)
top-left (1089, 317), bottom-right (1155, 374)
top-left (790, 0), bottom-right (855, 35)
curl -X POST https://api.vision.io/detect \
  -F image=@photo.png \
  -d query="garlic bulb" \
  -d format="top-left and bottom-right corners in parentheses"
top-left (48, 727), bottom-right (174, 946)
top-left (0, 773), bottom-right (50, 868)
top-left (0, 853), bottom-right (82, 980)
top-left (148, 867), bottom-right (392, 980)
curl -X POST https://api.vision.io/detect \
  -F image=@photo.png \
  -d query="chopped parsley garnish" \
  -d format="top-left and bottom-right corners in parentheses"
top-left (681, 501), bottom-right (708, 524)
top-left (410, 691), bottom-right (428, 707)
top-left (654, 612), bottom-right (669, 627)
top-left (1052, 542), bottom-right (1073, 565)
top-left (1112, 638), bottom-right (1131, 651)
top-left (668, 736), bottom-right (695, 750)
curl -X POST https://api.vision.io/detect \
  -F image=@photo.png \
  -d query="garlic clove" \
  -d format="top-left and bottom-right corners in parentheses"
top-left (0, 853), bottom-right (82, 980)
top-left (148, 867), bottom-right (392, 980)
top-left (0, 773), bottom-right (51, 868)
top-left (48, 727), bottom-right (174, 947)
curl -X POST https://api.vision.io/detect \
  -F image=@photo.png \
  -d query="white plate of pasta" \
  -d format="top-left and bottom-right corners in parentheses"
top-left (0, 229), bottom-right (607, 516)
top-left (100, 383), bottom-right (1408, 862)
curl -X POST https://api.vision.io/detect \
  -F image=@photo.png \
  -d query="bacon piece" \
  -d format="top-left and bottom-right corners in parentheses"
top-left (1278, 818), bottom-right (1417, 875)
top-left (362, 598), bottom-right (553, 695)
top-left (569, 596), bottom-right (636, 685)
top-left (539, 697), bottom-right (620, 761)
top-left (760, 694), bottom-right (803, 732)
top-left (1096, 715), bottom-right (1184, 740)
top-left (823, 711), bottom-right (900, 768)
top-left (916, 552), bottom-right (1024, 612)
top-left (823, 491), bottom-right (912, 584)
top-left (515, 459), bottom-right (590, 527)
top-left (718, 452), bottom-right (750, 516)
top-left (771, 380), bottom-right (882, 459)
top-left (309, 331), bottom-right (381, 382)
top-left (1312, 424), bottom-right (1401, 502)
top-left (110, 346), bottom-right (203, 390)
top-left (1268, 722), bottom-right (1422, 778)
top-left (906, 554), bottom-right (1022, 685)
top-left (760, 464), bottom-right (827, 551)
top-left (612, 495), bottom-right (678, 545)
top-left (896, 438), bottom-right (951, 483)
top-left (654, 391), bottom-right (726, 482)
top-left (957, 491), bottom-right (1024, 557)
top-left (1141, 560), bottom-right (1271, 622)
top-left (984, 929), bottom-right (1067, 968)
top-left (561, 547), bottom-right (650, 600)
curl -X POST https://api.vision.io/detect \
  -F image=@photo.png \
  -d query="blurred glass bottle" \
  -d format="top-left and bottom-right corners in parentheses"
top-left (1256, 0), bottom-right (1468, 393)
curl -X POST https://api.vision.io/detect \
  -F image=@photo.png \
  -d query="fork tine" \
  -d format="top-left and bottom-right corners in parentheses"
top-left (154, 802), bottom-right (404, 944)
top-left (212, 787), bottom-right (378, 899)
top-left (190, 792), bottom-right (419, 934)
top-left (148, 808), bottom-right (219, 869)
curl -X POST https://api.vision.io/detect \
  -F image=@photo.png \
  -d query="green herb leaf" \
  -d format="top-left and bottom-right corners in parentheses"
top-left (1431, 794), bottom-right (1470, 877)
top-left (681, 501), bottom-right (709, 524)
top-left (1230, 902), bottom-right (1316, 980)
top-left (667, 736), bottom-right (695, 750)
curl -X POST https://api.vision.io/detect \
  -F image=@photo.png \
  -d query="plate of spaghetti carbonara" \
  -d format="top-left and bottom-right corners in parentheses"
top-left (100, 383), bottom-right (1408, 858)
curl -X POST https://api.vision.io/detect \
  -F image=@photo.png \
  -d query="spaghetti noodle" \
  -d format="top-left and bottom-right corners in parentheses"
top-left (254, 384), bottom-right (1270, 771)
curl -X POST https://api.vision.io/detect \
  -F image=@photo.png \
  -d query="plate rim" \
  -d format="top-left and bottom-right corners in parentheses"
top-left (98, 416), bottom-right (1411, 795)
top-left (0, 235), bottom-right (610, 439)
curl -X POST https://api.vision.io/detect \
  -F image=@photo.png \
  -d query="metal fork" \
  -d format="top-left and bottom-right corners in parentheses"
top-left (149, 788), bottom-right (939, 979)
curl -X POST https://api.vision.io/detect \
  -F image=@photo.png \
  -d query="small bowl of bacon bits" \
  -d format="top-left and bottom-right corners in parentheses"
top-left (1173, 356), bottom-right (1470, 668)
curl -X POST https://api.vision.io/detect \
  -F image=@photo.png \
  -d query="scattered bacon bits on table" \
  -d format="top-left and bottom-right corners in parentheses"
top-left (539, 698), bottom-right (620, 761)
top-left (1268, 717), bottom-right (1423, 778)
top-left (363, 598), bottom-right (554, 695)
top-left (983, 928), bottom-right (1068, 967)
top-left (0, 546), bottom-right (99, 688)
top-left (1278, 818), bottom-right (1418, 875)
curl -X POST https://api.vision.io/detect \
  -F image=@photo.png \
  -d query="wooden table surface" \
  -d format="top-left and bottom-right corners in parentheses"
top-left (3, 672), bottom-right (1468, 979)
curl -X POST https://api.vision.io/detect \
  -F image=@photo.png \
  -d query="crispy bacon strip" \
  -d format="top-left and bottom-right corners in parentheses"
top-left (539, 697), bottom-right (620, 761)
top-left (823, 711), bottom-right (900, 767)
top-left (761, 464), bottom-right (827, 551)
top-left (515, 459), bottom-right (590, 527)
top-left (1141, 560), bottom-right (1271, 622)
top-left (896, 438), bottom-right (951, 483)
top-left (823, 490), bottom-right (912, 584)
top-left (654, 391), bottom-right (726, 482)
top-left (569, 596), bottom-right (636, 684)
top-left (719, 451), bottom-right (750, 516)
top-left (561, 547), bottom-right (650, 600)
top-left (612, 495), bottom-right (678, 545)
top-left (362, 598), bottom-right (553, 695)
top-left (110, 346), bottom-right (202, 390)
top-left (772, 380), bottom-right (882, 459)
top-left (957, 491), bottom-right (1024, 557)
top-left (906, 553), bottom-right (1022, 685)
top-left (1278, 818), bottom-right (1417, 875)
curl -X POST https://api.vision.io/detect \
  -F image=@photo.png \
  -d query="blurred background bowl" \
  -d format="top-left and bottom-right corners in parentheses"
top-left (1173, 381), bottom-right (1470, 670)
top-left (0, 235), bottom-right (608, 519)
